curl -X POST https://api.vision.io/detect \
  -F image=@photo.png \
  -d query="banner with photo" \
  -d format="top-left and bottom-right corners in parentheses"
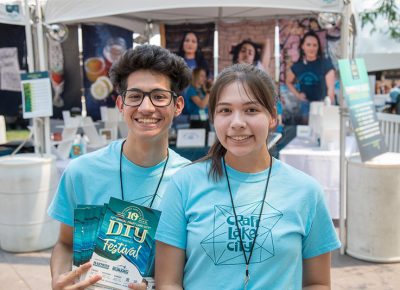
top-left (82, 24), bottom-right (133, 120)
top-left (0, 23), bottom-right (27, 117)
top-left (164, 23), bottom-right (215, 78)
top-left (218, 20), bottom-right (276, 76)
top-left (279, 17), bottom-right (341, 125)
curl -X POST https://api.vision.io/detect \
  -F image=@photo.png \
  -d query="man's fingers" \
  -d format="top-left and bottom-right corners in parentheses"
top-left (65, 262), bottom-right (93, 282)
top-left (64, 274), bottom-right (102, 290)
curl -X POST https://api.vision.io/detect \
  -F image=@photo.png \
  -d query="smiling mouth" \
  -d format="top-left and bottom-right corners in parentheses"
top-left (135, 118), bottom-right (160, 124)
top-left (229, 135), bottom-right (251, 141)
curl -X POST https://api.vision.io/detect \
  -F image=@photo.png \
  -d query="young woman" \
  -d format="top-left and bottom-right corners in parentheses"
top-left (231, 39), bottom-right (261, 65)
top-left (155, 64), bottom-right (340, 290)
top-left (178, 31), bottom-right (210, 76)
top-left (184, 67), bottom-right (210, 130)
top-left (286, 31), bottom-right (335, 124)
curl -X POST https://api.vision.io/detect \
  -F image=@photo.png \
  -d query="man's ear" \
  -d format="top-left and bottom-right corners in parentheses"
top-left (116, 95), bottom-right (124, 112)
top-left (174, 95), bottom-right (184, 117)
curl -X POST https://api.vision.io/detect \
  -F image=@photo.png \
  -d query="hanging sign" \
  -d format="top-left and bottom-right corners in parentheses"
top-left (21, 71), bottom-right (53, 118)
top-left (0, 2), bottom-right (23, 25)
top-left (338, 58), bottom-right (386, 162)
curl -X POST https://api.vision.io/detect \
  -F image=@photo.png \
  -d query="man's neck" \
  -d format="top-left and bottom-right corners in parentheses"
top-left (123, 135), bottom-right (169, 167)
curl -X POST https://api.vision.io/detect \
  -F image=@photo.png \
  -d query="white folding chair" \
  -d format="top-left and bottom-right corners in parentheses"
top-left (377, 112), bottom-right (400, 152)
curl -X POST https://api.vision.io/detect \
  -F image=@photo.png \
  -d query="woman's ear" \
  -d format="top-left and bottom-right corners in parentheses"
top-left (269, 107), bottom-right (278, 129)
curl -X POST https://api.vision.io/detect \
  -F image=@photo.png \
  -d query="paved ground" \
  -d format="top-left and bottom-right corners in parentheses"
top-left (1, 243), bottom-right (399, 290)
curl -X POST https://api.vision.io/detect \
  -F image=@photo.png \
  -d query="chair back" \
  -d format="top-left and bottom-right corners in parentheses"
top-left (377, 113), bottom-right (400, 152)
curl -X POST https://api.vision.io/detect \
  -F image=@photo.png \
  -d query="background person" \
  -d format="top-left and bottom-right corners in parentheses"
top-left (47, 45), bottom-right (191, 290)
top-left (231, 39), bottom-right (261, 65)
top-left (155, 64), bottom-right (340, 289)
top-left (178, 31), bottom-right (210, 76)
top-left (286, 31), bottom-right (335, 124)
top-left (184, 67), bottom-right (211, 131)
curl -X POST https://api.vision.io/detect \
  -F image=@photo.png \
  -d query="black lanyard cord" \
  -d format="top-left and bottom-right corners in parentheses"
top-left (119, 139), bottom-right (169, 207)
top-left (222, 154), bottom-right (273, 284)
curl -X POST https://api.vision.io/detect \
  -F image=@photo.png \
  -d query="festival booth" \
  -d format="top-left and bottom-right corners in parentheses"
top-left (3, 0), bottom-right (349, 251)
top-left (3, 0), bottom-right (400, 261)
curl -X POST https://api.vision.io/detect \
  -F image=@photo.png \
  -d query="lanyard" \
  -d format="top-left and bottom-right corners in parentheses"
top-left (222, 155), bottom-right (273, 290)
top-left (119, 139), bottom-right (169, 207)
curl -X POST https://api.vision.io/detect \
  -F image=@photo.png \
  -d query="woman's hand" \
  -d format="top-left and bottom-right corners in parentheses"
top-left (297, 92), bottom-right (307, 101)
top-left (128, 281), bottom-right (148, 290)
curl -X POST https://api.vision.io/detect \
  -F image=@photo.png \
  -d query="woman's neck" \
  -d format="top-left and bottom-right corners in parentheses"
top-left (123, 135), bottom-right (168, 167)
top-left (224, 148), bottom-right (271, 173)
top-left (305, 55), bottom-right (317, 62)
top-left (185, 52), bottom-right (195, 59)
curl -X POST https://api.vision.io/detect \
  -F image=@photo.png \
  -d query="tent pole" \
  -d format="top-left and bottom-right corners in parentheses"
top-left (339, 0), bottom-right (352, 256)
top-left (24, 0), bottom-right (34, 72)
top-left (35, 0), bottom-right (52, 155)
top-left (213, 26), bottom-right (218, 79)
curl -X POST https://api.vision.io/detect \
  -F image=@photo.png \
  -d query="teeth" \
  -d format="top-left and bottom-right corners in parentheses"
top-left (137, 118), bottom-right (158, 124)
top-left (230, 136), bottom-right (250, 141)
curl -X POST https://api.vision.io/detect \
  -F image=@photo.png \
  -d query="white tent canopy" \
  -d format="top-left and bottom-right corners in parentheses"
top-left (44, 0), bottom-right (344, 34)
top-left (352, 0), bottom-right (400, 72)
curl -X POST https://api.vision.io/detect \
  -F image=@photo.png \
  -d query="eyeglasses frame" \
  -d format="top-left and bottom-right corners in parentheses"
top-left (120, 88), bottom-right (178, 108)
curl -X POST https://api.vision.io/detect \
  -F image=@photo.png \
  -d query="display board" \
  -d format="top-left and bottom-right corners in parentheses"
top-left (338, 58), bottom-right (386, 162)
top-left (21, 71), bottom-right (53, 118)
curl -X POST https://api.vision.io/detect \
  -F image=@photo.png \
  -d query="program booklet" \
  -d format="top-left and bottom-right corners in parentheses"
top-left (83, 197), bottom-right (161, 290)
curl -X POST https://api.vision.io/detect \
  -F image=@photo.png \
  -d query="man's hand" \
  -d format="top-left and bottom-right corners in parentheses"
top-left (52, 262), bottom-right (102, 290)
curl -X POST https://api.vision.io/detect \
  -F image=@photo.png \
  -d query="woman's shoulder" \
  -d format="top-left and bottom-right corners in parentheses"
top-left (275, 159), bottom-right (322, 192)
top-left (172, 159), bottom-right (211, 182)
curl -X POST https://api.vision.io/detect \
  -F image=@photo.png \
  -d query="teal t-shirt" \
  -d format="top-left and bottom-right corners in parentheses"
top-left (156, 158), bottom-right (340, 290)
top-left (47, 140), bottom-right (190, 226)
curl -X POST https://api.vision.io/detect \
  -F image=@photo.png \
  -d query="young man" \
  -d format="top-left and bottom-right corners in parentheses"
top-left (48, 45), bottom-right (191, 290)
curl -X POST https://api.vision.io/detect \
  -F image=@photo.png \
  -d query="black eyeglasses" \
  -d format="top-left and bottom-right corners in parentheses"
top-left (121, 89), bottom-right (178, 107)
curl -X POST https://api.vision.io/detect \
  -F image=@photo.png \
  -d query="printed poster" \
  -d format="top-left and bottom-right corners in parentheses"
top-left (338, 58), bottom-right (386, 162)
top-left (21, 71), bottom-right (53, 118)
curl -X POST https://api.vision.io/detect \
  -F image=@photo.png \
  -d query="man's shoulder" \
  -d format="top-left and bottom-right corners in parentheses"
top-left (67, 141), bottom-right (120, 174)
top-left (168, 148), bottom-right (191, 168)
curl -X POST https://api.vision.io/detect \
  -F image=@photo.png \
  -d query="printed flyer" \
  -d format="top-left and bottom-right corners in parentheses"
top-left (74, 197), bottom-right (160, 290)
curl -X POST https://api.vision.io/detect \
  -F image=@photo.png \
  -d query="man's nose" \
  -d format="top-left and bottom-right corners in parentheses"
top-left (138, 95), bottom-right (156, 112)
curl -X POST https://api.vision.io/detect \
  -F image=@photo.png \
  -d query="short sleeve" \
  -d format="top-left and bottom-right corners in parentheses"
top-left (323, 58), bottom-right (335, 75)
top-left (155, 178), bottom-right (187, 250)
top-left (290, 62), bottom-right (299, 76)
top-left (302, 188), bottom-right (341, 259)
top-left (47, 167), bottom-right (77, 226)
top-left (186, 86), bottom-right (198, 98)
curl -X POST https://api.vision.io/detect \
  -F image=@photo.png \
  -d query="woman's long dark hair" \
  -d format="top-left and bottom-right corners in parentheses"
top-left (178, 31), bottom-right (209, 76)
top-left (230, 39), bottom-right (261, 65)
top-left (202, 64), bottom-right (277, 181)
top-left (299, 31), bottom-right (323, 61)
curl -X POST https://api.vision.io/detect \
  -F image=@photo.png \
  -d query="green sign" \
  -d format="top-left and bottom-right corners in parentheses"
top-left (338, 58), bottom-right (386, 162)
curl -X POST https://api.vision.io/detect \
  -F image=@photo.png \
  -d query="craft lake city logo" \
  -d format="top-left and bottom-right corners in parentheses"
top-left (201, 201), bottom-right (283, 265)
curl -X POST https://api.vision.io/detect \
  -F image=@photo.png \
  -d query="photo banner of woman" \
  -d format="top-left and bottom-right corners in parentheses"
top-left (279, 17), bottom-right (341, 125)
top-left (218, 20), bottom-right (275, 76)
top-left (164, 23), bottom-right (215, 77)
top-left (82, 24), bottom-right (133, 120)
top-left (0, 23), bottom-right (27, 118)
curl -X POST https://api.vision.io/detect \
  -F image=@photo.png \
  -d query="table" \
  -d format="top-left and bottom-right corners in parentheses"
top-left (279, 137), bottom-right (357, 219)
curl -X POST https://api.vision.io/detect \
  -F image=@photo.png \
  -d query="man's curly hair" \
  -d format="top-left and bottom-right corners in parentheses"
top-left (109, 44), bottom-right (191, 95)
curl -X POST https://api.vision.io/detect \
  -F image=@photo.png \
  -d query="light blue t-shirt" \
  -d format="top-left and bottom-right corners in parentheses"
top-left (156, 158), bottom-right (341, 290)
top-left (48, 140), bottom-right (190, 226)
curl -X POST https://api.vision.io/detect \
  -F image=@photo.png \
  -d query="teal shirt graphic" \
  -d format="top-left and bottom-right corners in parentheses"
top-left (47, 140), bottom-right (190, 227)
top-left (156, 159), bottom-right (341, 290)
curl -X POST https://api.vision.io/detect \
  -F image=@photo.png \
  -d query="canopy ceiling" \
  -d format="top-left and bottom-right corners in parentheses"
top-left (44, 0), bottom-right (344, 33)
